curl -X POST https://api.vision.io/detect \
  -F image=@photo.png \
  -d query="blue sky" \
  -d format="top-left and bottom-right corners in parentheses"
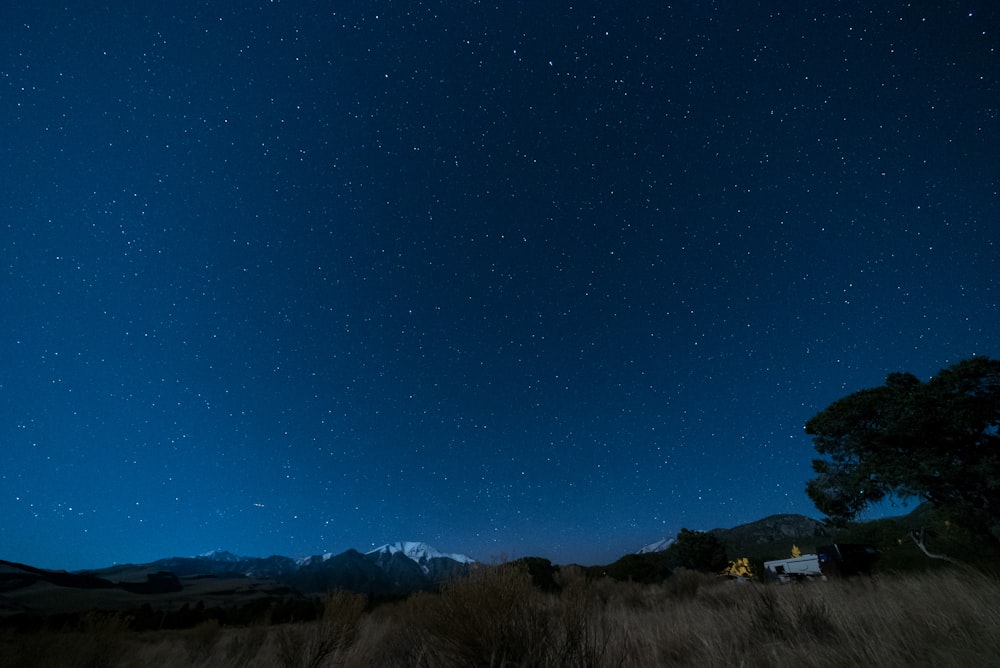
top-left (1, 1), bottom-right (997, 568)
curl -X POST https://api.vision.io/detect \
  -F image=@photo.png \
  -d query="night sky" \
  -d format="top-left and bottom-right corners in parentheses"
top-left (2, 2), bottom-right (998, 570)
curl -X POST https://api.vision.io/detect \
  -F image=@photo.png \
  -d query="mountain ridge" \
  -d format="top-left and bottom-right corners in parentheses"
top-left (132, 541), bottom-right (475, 596)
top-left (0, 517), bottom-right (840, 617)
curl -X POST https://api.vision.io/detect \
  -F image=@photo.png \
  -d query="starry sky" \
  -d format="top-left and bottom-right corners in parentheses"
top-left (2, 2), bottom-right (998, 570)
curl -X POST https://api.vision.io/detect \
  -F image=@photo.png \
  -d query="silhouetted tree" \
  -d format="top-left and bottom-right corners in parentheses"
top-left (665, 529), bottom-right (728, 572)
top-left (596, 552), bottom-right (672, 583)
top-left (510, 557), bottom-right (560, 591)
top-left (806, 357), bottom-right (1000, 541)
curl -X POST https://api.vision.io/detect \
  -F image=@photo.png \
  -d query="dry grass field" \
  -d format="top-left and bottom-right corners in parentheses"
top-left (2, 565), bottom-right (998, 667)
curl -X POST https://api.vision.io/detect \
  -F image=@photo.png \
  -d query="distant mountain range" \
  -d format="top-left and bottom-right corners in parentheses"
top-left (634, 514), bottom-right (834, 559)
top-left (710, 514), bottom-right (833, 559)
top-left (130, 541), bottom-right (475, 597)
top-left (0, 540), bottom-right (477, 617)
top-left (1, 516), bottom-right (840, 617)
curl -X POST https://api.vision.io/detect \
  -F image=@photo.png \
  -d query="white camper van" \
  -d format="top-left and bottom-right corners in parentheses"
top-left (763, 554), bottom-right (825, 583)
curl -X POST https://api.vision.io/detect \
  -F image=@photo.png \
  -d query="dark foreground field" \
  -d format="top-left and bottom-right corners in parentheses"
top-left (2, 566), bottom-right (998, 667)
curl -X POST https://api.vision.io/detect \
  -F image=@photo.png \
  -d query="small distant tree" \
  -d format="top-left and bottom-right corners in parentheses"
top-left (665, 529), bottom-right (728, 573)
top-left (791, 545), bottom-right (801, 558)
top-left (805, 357), bottom-right (1000, 548)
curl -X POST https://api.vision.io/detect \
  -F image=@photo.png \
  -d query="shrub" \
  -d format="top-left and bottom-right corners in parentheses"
top-left (276, 590), bottom-right (366, 668)
top-left (409, 563), bottom-right (552, 667)
top-left (186, 618), bottom-right (222, 662)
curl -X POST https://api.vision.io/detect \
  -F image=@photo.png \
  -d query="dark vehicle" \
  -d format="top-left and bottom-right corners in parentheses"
top-left (817, 544), bottom-right (880, 577)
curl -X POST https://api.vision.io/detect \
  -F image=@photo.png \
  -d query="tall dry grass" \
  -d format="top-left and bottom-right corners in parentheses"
top-left (275, 589), bottom-right (366, 668)
top-left (1, 567), bottom-right (998, 667)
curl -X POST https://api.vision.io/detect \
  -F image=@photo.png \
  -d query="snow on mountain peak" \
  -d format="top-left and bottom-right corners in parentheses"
top-left (366, 541), bottom-right (475, 564)
top-left (637, 537), bottom-right (675, 554)
top-left (197, 550), bottom-right (242, 562)
top-left (295, 552), bottom-right (336, 566)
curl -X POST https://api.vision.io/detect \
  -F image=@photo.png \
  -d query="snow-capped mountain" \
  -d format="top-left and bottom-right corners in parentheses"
top-left (295, 552), bottom-right (336, 567)
top-left (637, 537), bottom-right (676, 554)
top-left (155, 553), bottom-right (299, 579)
top-left (147, 540), bottom-right (475, 596)
top-left (365, 541), bottom-right (474, 585)
top-left (366, 541), bottom-right (475, 565)
top-left (197, 549), bottom-right (242, 562)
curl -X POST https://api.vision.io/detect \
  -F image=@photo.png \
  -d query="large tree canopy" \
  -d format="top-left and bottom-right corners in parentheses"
top-left (805, 357), bottom-right (1000, 539)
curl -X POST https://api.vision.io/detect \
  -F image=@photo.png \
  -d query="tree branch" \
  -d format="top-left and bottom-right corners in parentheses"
top-left (908, 527), bottom-right (961, 565)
